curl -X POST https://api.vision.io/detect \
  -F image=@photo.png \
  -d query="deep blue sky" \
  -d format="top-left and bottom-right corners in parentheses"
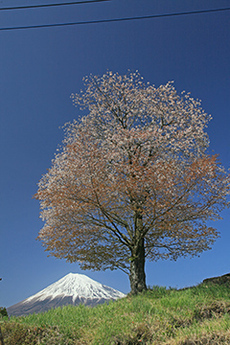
top-left (1, 0), bottom-right (230, 308)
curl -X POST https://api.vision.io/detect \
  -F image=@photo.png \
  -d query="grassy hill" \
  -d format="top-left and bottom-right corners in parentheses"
top-left (1, 281), bottom-right (230, 344)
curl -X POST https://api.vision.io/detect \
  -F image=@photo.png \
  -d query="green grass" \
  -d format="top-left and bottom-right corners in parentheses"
top-left (1, 282), bottom-right (230, 344)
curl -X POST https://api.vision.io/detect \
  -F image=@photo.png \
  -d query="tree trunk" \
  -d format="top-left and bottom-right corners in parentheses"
top-left (129, 237), bottom-right (147, 294)
top-left (0, 326), bottom-right (5, 345)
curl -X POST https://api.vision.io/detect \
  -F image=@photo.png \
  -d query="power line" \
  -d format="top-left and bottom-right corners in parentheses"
top-left (0, 7), bottom-right (230, 32)
top-left (0, 0), bottom-right (110, 11)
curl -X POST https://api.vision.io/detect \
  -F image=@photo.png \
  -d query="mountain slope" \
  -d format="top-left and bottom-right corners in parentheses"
top-left (7, 273), bottom-right (126, 316)
top-left (4, 279), bottom-right (230, 345)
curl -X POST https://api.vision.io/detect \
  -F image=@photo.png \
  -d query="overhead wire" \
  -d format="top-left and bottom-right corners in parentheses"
top-left (0, 6), bottom-right (230, 32)
top-left (0, 0), bottom-right (110, 11)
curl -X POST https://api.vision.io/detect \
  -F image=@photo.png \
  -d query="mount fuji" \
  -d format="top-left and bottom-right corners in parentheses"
top-left (7, 273), bottom-right (126, 316)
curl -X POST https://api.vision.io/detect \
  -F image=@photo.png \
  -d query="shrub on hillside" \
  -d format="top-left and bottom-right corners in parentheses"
top-left (0, 307), bottom-right (8, 318)
top-left (0, 322), bottom-right (68, 345)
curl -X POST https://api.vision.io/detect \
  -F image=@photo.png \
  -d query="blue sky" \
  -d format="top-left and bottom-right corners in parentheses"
top-left (0, 0), bottom-right (230, 308)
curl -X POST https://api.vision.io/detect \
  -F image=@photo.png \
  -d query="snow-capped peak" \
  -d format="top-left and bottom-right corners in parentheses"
top-left (25, 273), bottom-right (125, 303)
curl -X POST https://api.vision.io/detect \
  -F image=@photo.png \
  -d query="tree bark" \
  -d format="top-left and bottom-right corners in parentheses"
top-left (0, 325), bottom-right (5, 345)
top-left (129, 237), bottom-right (147, 294)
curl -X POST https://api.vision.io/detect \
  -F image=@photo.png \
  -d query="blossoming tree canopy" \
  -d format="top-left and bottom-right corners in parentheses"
top-left (35, 71), bottom-right (230, 294)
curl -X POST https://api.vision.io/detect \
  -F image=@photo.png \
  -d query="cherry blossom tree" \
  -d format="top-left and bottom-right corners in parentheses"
top-left (35, 71), bottom-right (229, 294)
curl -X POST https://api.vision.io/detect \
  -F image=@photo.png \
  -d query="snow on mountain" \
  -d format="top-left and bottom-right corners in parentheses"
top-left (7, 273), bottom-right (126, 316)
top-left (26, 273), bottom-right (125, 302)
